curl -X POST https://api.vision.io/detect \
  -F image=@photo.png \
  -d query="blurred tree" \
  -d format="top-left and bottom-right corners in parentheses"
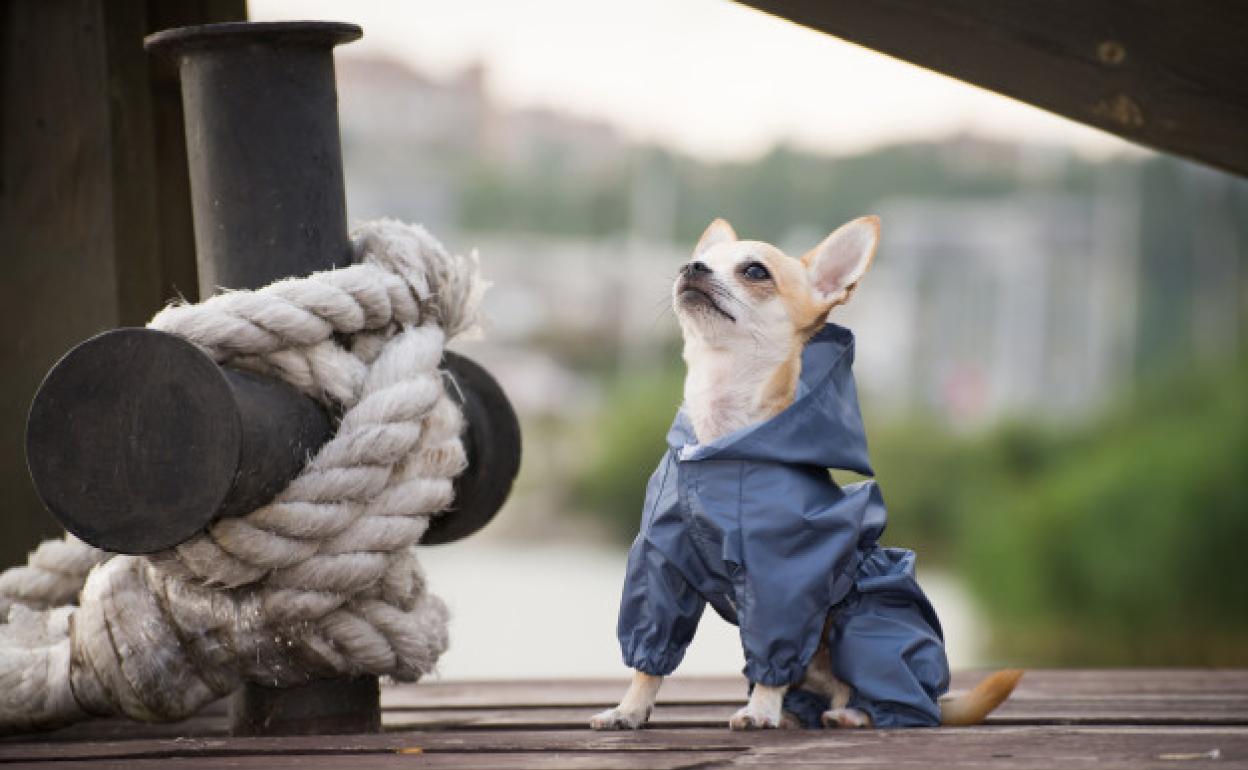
top-left (961, 354), bottom-right (1248, 664)
top-left (571, 366), bottom-right (683, 542)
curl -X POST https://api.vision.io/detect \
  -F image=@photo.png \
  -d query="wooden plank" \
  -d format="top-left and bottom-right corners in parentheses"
top-left (967, 668), bottom-right (1248, 696)
top-left (2, 727), bottom-right (1244, 769)
top-left (381, 677), bottom-right (747, 709)
top-left (381, 704), bottom-right (729, 731)
top-left (378, 701), bottom-right (1248, 731)
top-left (0, 752), bottom-right (735, 770)
top-left (0, 714), bottom-right (227, 745)
top-left (379, 700), bottom-right (1248, 731)
top-left (726, 726), bottom-right (1245, 769)
top-left (377, 670), bottom-right (1248, 728)
top-left (6, 723), bottom-right (1248, 763)
top-left (382, 670), bottom-right (1248, 709)
top-left (0, 730), bottom-right (747, 762)
top-left (737, 0), bottom-right (1248, 177)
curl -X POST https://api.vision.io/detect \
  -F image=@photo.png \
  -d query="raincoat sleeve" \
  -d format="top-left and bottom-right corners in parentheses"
top-left (616, 534), bottom-right (706, 676)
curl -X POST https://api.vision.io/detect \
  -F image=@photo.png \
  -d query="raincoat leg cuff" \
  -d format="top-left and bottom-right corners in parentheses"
top-left (847, 694), bottom-right (941, 728)
top-left (743, 663), bottom-right (804, 688)
top-left (623, 648), bottom-right (684, 677)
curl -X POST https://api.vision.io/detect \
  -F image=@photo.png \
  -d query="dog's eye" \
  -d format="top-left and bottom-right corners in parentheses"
top-left (741, 262), bottom-right (770, 281)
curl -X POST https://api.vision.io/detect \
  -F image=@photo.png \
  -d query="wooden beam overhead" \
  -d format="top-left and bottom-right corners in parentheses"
top-left (738, 0), bottom-right (1248, 177)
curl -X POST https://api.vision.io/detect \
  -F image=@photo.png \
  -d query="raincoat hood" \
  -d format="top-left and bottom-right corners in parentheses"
top-left (616, 323), bottom-right (949, 727)
top-left (666, 323), bottom-right (875, 475)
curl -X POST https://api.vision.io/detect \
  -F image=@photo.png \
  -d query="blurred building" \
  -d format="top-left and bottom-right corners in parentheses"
top-left (336, 55), bottom-right (627, 235)
top-left (452, 234), bottom-right (684, 415)
top-left (843, 191), bottom-right (1139, 427)
top-left (332, 56), bottom-right (1243, 436)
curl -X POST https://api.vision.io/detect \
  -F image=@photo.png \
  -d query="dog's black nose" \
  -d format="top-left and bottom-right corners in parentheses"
top-left (683, 261), bottom-right (711, 277)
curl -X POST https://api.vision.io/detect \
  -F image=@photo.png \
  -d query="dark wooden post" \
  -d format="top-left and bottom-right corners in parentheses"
top-left (0, 0), bottom-right (246, 573)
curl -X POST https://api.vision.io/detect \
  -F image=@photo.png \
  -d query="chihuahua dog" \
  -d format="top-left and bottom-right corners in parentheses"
top-left (590, 216), bottom-right (1021, 731)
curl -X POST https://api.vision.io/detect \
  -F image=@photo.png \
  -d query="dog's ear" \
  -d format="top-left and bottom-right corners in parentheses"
top-left (803, 216), bottom-right (879, 306)
top-left (694, 218), bottom-right (737, 257)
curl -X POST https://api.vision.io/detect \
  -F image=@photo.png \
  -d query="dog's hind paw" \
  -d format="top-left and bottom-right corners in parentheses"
top-left (589, 707), bottom-right (650, 730)
top-left (729, 705), bottom-right (783, 730)
top-left (821, 707), bottom-right (873, 729)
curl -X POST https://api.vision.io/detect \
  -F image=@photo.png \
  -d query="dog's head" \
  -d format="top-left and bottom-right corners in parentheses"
top-left (672, 216), bottom-right (880, 350)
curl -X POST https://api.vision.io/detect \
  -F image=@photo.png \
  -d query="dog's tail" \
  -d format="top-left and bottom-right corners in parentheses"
top-left (938, 669), bottom-right (1024, 726)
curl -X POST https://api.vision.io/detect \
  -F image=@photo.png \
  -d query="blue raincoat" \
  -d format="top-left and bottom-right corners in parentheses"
top-left (616, 323), bottom-right (950, 728)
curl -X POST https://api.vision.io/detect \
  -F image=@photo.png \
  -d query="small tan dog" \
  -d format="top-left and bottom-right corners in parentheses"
top-left (591, 216), bottom-right (1020, 731)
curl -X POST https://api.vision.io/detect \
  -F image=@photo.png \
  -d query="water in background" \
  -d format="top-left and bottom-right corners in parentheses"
top-left (420, 540), bottom-right (984, 680)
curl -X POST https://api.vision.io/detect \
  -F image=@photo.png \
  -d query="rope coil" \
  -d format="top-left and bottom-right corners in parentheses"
top-left (0, 220), bottom-right (483, 733)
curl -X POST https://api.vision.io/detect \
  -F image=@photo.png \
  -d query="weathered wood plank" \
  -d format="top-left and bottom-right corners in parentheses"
top-left (737, 0), bottom-right (1248, 177)
top-left (381, 704), bottom-right (730, 731)
top-left (2, 727), bottom-right (1243, 769)
top-left (974, 668), bottom-right (1248, 696)
top-left (0, 715), bottom-right (227, 745)
top-left (381, 677), bottom-right (747, 709)
top-left (0, 752), bottom-right (734, 770)
top-left (382, 669), bottom-right (1248, 709)
top-left (378, 702), bottom-right (1248, 731)
top-left (10, 693), bottom-right (1239, 750)
top-left (0, 730), bottom-right (745, 762)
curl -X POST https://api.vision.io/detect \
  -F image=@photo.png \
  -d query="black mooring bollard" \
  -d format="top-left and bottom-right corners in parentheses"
top-left (25, 327), bottom-right (334, 554)
top-left (23, 20), bottom-right (520, 736)
top-left (156, 20), bottom-right (374, 738)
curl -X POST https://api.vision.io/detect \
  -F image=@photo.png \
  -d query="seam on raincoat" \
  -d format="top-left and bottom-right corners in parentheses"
top-left (641, 455), bottom-right (673, 529)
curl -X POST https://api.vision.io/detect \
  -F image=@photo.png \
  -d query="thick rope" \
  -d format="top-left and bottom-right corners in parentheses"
top-left (0, 220), bottom-right (484, 733)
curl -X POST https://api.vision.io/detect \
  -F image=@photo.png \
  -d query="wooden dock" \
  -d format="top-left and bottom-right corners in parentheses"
top-left (2, 670), bottom-right (1245, 768)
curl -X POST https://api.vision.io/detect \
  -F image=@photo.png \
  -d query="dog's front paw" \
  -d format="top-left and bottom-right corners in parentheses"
top-left (590, 707), bottom-right (650, 730)
top-left (821, 707), bottom-right (873, 729)
top-left (729, 704), bottom-right (783, 730)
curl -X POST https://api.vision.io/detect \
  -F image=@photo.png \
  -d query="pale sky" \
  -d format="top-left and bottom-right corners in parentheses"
top-left (251, 0), bottom-right (1141, 162)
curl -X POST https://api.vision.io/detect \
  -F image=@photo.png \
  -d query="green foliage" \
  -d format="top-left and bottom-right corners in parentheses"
top-left (863, 358), bottom-right (1248, 665)
top-left (460, 141), bottom-right (1036, 244)
top-left (667, 143), bottom-right (1024, 246)
top-left (571, 365), bottom-right (684, 542)
top-left (962, 357), bottom-right (1248, 664)
top-left (459, 160), bottom-right (630, 238)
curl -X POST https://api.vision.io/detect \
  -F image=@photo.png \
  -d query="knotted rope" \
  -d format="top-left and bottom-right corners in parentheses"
top-left (0, 219), bottom-right (484, 733)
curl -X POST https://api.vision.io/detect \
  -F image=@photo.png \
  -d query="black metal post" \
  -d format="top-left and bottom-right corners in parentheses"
top-left (429, 352), bottom-right (523, 545)
top-left (146, 20), bottom-right (380, 737)
top-left (146, 21), bottom-right (360, 292)
top-left (22, 18), bottom-right (522, 737)
top-left (228, 676), bottom-right (381, 737)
